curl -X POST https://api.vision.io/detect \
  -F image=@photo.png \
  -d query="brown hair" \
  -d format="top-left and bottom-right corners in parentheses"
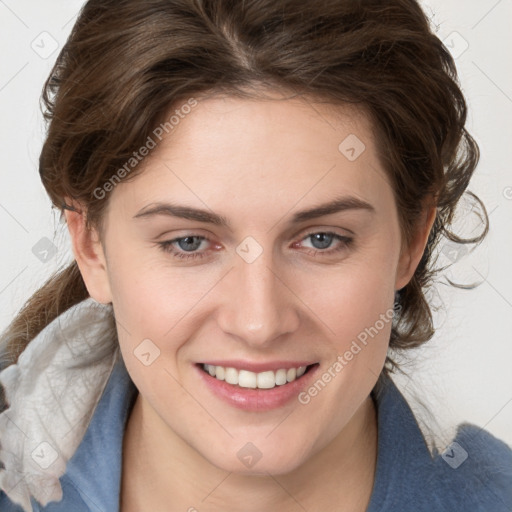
top-left (0, 0), bottom-right (488, 384)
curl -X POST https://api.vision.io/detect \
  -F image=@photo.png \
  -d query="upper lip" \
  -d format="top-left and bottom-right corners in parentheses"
top-left (198, 360), bottom-right (318, 372)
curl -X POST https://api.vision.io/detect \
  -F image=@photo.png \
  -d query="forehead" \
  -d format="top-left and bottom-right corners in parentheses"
top-left (169, 91), bottom-right (378, 167)
top-left (109, 92), bottom-right (394, 223)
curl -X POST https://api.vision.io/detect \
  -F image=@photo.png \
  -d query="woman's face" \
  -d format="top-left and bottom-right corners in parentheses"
top-left (76, 92), bottom-right (427, 475)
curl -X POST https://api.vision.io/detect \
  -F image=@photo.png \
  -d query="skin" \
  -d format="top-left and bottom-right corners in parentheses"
top-left (65, 90), bottom-right (436, 511)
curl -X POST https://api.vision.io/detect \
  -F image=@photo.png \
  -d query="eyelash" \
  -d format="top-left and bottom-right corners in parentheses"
top-left (157, 231), bottom-right (353, 261)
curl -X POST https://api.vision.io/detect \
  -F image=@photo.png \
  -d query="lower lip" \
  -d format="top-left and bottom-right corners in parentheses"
top-left (195, 364), bottom-right (320, 411)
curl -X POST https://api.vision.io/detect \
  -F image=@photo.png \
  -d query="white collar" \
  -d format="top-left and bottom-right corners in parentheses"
top-left (0, 298), bottom-right (118, 512)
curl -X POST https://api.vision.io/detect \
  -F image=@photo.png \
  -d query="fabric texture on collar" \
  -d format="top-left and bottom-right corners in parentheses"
top-left (0, 298), bottom-right (120, 512)
top-left (47, 354), bottom-right (138, 512)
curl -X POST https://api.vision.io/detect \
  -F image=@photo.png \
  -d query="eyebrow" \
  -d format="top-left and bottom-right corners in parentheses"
top-left (133, 195), bottom-right (375, 228)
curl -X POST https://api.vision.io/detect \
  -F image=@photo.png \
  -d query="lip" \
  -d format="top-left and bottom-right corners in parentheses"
top-left (198, 360), bottom-right (316, 372)
top-left (195, 362), bottom-right (320, 412)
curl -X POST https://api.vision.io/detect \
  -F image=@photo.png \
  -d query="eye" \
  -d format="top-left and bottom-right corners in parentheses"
top-left (157, 235), bottom-right (212, 260)
top-left (157, 231), bottom-right (353, 261)
top-left (294, 231), bottom-right (353, 257)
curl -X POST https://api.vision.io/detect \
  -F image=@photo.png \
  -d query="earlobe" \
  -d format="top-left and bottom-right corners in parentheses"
top-left (395, 205), bottom-right (437, 291)
top-left (63, 200), bottom-right (112, 304)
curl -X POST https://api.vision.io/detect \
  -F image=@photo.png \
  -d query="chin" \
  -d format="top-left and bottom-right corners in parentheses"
top-left (200, 439), bottom-right (312, 476)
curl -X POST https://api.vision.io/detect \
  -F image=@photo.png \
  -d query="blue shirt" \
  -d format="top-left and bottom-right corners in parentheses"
top-left (1, 354), bottom-right (511, 511)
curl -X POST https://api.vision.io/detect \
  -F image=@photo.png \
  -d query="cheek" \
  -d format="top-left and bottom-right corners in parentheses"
top-left (105, 239), bottom-right (189, 329)
top-left (290, 239), bottom-right (398, 396)
top-left (106, 246), bottom-right (225, 379)
top-left (312, 280), bottom-right (393, 382)
top-left (295, 249), bottom-right (397, 342)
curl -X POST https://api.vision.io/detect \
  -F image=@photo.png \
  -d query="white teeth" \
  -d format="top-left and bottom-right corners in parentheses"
top-left (215, 366), bottom-right (225, 381)
top-left (257, 371), bottom-right (276, 389)
top-left (202, 364), bottom-right (311, 389)
top-left (238, 370), bottom-right (257, 388)
top-left (224, 367), bottom-right (238, 385)
top-left (275, 369), bottom-right (287, 386)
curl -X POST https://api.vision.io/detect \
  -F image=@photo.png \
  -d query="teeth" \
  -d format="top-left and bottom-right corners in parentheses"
top-left (239, 370), bottom-right (257, 388)
top-left (257, 371), bottom-right (275, 389)
top-left (225, 367), bottom-right (238, 385)
top-left (202, 364), bottom-right (310, 389)
top-left (286, 367), bottom-right (296, 382)
top-left (275, 369), bottom-right (287, 386)
top-left (215, 366), bottom-right (225, 381)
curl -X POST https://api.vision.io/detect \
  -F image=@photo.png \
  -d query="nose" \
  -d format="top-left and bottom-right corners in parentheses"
top-left (216, 248), bottom-right (300, 348)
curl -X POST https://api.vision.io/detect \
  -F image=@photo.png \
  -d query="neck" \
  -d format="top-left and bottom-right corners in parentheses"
top-left (121, 393), bottom-right (378, 512)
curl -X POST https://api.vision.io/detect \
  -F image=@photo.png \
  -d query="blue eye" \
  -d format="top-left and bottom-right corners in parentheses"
top-left (174, 236), bottom-right (204, 252)
top-left (157, 231), bottom-right (353, 261)
top-left (158, 235), bottom-right (209, 260)
top-left (306, 232), bottom-right (337, 250)
top-left (297, 231), bottom-right (353, 256)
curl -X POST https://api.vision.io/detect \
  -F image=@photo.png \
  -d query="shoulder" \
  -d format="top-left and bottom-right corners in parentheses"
top-left (368, 377), bottom-right (512, 512)
top-left (430, 422), bottom-right (512, 512)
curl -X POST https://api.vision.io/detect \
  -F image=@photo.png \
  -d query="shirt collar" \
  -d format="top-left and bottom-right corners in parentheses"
top-left (62, 354), bottom-right (138, 512)
top-left (367, 375), bottom-right (436, 511)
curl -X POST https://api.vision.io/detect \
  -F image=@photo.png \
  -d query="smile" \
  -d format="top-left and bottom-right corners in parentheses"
top-left (201, 363), bottom-right (316, 389)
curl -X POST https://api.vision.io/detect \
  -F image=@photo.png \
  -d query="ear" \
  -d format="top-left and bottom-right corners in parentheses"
top-left (395, 203), bottom-right (437, 291)
top-left (63, 199), bottom-right (113, 304)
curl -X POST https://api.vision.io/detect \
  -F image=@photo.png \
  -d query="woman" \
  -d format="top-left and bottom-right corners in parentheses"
top-left (0, 0), bottom-right (510, 511)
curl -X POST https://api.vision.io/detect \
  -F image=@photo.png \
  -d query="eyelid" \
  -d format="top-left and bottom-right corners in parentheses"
top-left (297, 225), bottom-right (353, 238)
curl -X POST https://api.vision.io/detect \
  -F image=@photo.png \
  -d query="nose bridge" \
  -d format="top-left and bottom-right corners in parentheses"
top-left (217, 244), bottom-right (299, 346)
